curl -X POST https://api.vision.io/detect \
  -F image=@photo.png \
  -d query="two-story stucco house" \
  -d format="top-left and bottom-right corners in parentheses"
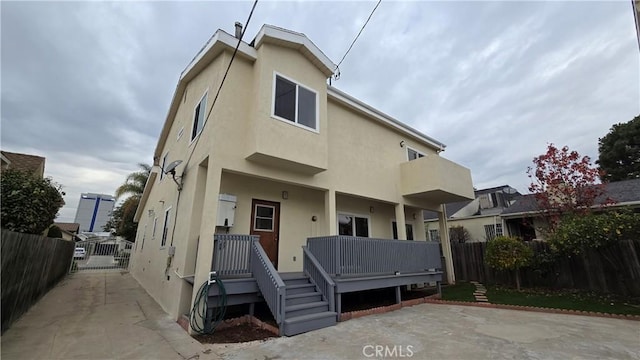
top-left (131, 24), bottom-right (473, 335)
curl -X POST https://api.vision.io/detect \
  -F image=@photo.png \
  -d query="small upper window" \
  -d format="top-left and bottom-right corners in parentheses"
top-left (191, 93), bottom-right (207, 141)
top-left (160, 153), bottom-right (168, 181)
top-left (407, 147), bottom-right (425, 161)
top-left (273, 74), bottom-right (318, 131)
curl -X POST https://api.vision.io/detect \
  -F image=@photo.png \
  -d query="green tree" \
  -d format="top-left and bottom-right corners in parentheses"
top-left (485, 236), bottom-right (533, 291)
top-left (1, 170), bottom-right (65, 234)
top-left (105, 163), bottom-right (151, 241)
top-left (597, 116), bottom-right (640, 181)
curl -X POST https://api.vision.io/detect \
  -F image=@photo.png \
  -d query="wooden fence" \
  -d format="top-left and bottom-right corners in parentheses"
top-left (451, 239), bottom-right (640, 296)
top-left (1, 229), bottom-right (75, 333)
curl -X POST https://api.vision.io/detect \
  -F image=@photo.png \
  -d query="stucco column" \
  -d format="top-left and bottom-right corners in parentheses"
top-left (394, 203), bottom-right (407, 240)
top-left (438, 204), bottom-right (456, 284)
top-left (191, 164), bottom-right (222, 308)
top-left (325, 189), bottom-right (337, 235)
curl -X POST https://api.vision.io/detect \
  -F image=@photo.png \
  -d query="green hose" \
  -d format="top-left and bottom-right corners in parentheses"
top-left (190, 272), bottom-right (227, 334)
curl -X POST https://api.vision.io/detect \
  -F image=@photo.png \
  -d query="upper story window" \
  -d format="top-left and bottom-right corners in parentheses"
top-left (272, 73), bottom-right (318, 131)
top-left (407, 147), bottom-right (425, 161)
top-left (191, 92), bottom-right (207, 141)
top-left (160, 153), bottom-right (168, 181)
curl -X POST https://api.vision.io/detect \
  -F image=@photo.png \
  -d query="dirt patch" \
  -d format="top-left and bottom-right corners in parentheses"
top-left (194, 323), bottom-right (276, 344)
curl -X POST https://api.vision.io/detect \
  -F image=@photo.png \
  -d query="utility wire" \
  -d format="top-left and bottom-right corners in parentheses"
top-left (179, 0), bottom-right (258, 174)
top-left (334, 0), bottom-right (382, 79)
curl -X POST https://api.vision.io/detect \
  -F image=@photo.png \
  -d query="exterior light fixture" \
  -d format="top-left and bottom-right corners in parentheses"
top-left (282, 191), bottom-right (288, 200)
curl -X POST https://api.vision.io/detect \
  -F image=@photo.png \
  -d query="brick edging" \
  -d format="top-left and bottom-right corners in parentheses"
top-left (338, 294), bottom-right (640, 322)
top-left (423, 297), bottom-right (640, 321)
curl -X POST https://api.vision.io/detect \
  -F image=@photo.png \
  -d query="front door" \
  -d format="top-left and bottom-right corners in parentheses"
top-left (250, 199), bottom-right (280, 268)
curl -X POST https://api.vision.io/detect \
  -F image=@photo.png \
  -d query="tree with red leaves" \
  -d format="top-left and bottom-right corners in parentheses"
top-left (527, 144), bottom-right (609, 234)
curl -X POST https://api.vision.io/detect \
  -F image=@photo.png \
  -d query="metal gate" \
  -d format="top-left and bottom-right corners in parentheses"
top-left (70, 237), bottom-right (133, 272)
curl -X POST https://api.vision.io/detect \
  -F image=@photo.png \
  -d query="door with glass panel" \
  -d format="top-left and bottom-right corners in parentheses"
top-left (250, 199), bottom-right (280, 267)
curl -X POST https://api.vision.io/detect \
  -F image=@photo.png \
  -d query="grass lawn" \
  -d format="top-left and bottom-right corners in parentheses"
top-left (441, 282), bottom-right (640, 316)
top-left (441, 282), bottom-right (476, 302)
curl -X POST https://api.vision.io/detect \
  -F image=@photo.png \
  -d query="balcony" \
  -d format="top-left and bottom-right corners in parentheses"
top-left (400, 155), bottom-right (474, 203)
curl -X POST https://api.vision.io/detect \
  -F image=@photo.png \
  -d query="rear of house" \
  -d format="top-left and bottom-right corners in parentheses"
top-left (130, 24), bottom-right (473, 334)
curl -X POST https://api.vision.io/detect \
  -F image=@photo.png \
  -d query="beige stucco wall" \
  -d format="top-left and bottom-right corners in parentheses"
top-left (425, 215), bottom-right (504, 243)
top-left (131, 37), bottom-right (471, 321)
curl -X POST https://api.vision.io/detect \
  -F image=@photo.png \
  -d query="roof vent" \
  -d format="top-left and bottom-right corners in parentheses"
top-left (235, 22), bottom-right (243, 39)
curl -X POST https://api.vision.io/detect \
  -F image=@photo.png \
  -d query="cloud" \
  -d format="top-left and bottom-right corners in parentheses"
top-left (1, 1), bottom-right (638, 224)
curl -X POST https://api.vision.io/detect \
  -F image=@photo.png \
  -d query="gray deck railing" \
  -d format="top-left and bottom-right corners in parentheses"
top-left (211, 234), bottom-right (253, 276)
top-left (307, 236), bottom-right (442, 277)
top-left (302, 246), bottom-right (335, 312)
top-left (250, 239), bottom-right (286, 327)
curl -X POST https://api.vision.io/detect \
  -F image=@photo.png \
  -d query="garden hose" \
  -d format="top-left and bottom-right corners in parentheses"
top-left (190, 272), bottom-right (227, 334)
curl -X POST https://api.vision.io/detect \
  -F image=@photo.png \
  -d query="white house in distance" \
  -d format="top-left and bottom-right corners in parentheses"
top-left (74, 193), bottom-right (116, 233)
top-left (130, 23), bottom-right (474, 331)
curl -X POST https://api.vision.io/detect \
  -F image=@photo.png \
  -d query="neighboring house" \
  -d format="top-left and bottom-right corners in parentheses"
top-left (0, 150), bottom-right (45, 178)
top-left (74, 193), bottom-right (116, 233)
top-left (501, 178), bottom-right (640, 241)
top-left (424, 185), bottom-right (520, 242)
top-left (130, 24), bottom-right (473, 333)
top-left (54, 222), bottom-right (81, 241)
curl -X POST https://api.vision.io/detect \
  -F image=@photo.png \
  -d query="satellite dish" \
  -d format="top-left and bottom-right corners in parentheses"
top-left (502, 186), bottom-right (517, 194)
top-left (164, 160), bottom-right (183, 175)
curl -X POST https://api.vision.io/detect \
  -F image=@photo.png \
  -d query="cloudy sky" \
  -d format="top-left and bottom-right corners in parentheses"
top-left (2, 1), bottom-right (638, 222)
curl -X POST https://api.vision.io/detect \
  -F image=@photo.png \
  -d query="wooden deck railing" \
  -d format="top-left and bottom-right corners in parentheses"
top-left (250, 240), bottom-right (286, 328)
top-left (302, 246), bottom-right (335, 312)
top-left (307, 236), bottom-right (442, 277)
top-left (211, 234), bottom-right (253, 276)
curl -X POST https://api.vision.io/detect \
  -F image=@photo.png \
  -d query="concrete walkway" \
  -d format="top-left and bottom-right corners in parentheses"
top-left (212, 303), bottom-right (640, 359)
top-left (1, 272), bottom-right (218, 360)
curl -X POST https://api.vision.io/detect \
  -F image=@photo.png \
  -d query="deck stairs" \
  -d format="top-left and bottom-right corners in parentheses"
top-left (280, 273), bottom-right (337, 336)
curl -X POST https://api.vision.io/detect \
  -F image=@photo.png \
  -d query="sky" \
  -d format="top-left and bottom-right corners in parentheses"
top-left (2, 1), bottom-right (639, 223)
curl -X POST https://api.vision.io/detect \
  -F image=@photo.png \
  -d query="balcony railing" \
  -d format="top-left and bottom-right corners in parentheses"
top-left (307, 236), bottom-right (442, 277)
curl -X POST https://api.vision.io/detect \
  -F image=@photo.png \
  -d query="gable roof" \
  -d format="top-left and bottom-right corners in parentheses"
top-left (1, 151), bottom-right (45, 176)
top-left (423, 200), bottom-right (472, 220)
top-left (423, 184), bottom-right (521, 220)
top-left (501, 178), bottom-right (640, 216)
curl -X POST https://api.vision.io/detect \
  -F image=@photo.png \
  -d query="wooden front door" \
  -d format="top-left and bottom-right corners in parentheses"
top-left (250, 199), bottom-right (280, 268)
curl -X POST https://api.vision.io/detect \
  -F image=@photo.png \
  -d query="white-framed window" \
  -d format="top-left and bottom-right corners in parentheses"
top-left (160, 153), bottom-right (168, 181)
top-left (191, 92), bottom-right (208, 141)
top-left (253, 204), bottom-right (275, 232)
top-left (484, 223), bottom-right (503, 241)
top-left (161, 207), bottom-right (171, 247)
top-left (272, 72), bottom-right (318, 132)
top-left (338, 213), bottom-right (370, 237)
top-left (391, 221), bottom-right (414, 240)
top-left (152, 217), bottom-right (158, 238)
top-left (407, 147), bottom-right (425, 161)
top-left (429, 229), bottom-right (440, 242)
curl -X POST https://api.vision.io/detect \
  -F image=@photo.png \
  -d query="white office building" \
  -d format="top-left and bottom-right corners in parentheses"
top-left (74, 193), bottom-right (116, 232)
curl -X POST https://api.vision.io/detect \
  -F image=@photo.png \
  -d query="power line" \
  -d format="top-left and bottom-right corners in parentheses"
top-left (334, 0), bottom-right (382, 78)
top-left (182, 0), bottom-right (259, 172)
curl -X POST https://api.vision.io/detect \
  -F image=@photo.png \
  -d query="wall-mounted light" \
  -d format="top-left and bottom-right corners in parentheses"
top-left (399, 140), bottom-right (405, 148)
top-left (311, 215), bottom-right (317, 222)
top-left (413, 213), bottom-right (417, 220)
top-left (370, 206), bottom-right (375, 213)
top-left (282, 191), bottom-right (288, 200)
top-left (148, 210), bottom-right (155, 218)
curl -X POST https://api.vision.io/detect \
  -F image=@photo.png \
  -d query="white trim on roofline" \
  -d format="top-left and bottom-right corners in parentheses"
top-left (327, 86), bottom-right (447, 152)
top-left (181, 30), bottom-right (257, 82)
top-left (254, 25), bottom-right (335, 75)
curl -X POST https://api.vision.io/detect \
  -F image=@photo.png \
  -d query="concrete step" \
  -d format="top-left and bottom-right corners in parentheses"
top-left (285, 301), bottom-right (329, 318)
top-left (286, 283), bottom-right (317, 295)
top-left (286, 292), bottom-right (323, 306)
top-left (282, 311), bottom-right (337, 336)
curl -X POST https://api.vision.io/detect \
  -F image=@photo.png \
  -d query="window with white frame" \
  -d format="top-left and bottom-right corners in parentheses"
top-left (160, 153), bottom-right (168, 181)
top-left (191, 92), bottom-right (207, 141)
top-left (152, 217), bottom-right (157, 238)
top-left (253, 204), bottom-right (275, 231)
top-left (338, 214), bottom-right (369, 237)
top-left (429, 229), bottom-right (440, 242)
top-left (391, 221), bottom-right (414, 240)
top-left (407, 147), bottom-right (425, 161)
top-left (161, 208), bottom-right (171, 247)
top-left (484, 223), bottom-right (503, 241)
top-left (273, 74), bottom-right (318, 131)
